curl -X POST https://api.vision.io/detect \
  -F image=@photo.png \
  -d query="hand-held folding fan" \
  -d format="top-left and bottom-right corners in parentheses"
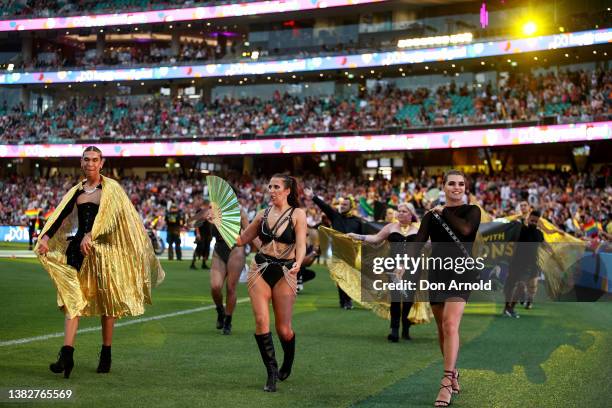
top-left (206, 176), bottom-right (241, 247)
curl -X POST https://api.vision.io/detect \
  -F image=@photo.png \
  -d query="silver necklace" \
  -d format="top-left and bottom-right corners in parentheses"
top-left (83, 184), bottom-right (98, 194)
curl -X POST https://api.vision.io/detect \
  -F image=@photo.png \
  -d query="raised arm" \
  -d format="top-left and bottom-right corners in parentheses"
top-left (312, 195), bottom-right (340, 222)
top-left (304, 187), bottom-right (340, 224)
top-left (236, 210), bottom-right (264, 246)
top-left (240, 209), bottom-right (249, 230)
top-left (442, 206), bottom-right (481, 236)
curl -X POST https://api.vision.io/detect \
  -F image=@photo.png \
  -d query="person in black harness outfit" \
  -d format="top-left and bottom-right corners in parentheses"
top-left (197, 195), bottom-right (249, 335)
top-left (208, 210), bottom-right (247, 335)
top-left (236, 174), bottom-right (306, 393)
top-left (304, 187), bottom-right (365, 309)
top-left (191, 199), bottom-right (213, 270)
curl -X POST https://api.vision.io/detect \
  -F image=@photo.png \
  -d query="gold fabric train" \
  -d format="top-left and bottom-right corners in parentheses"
top-left (318, 226), bottom-right (432, 324)
top-left (504, 214), bottom-right (586, 299)
top-left (35, 175), bottom-right (165, 319)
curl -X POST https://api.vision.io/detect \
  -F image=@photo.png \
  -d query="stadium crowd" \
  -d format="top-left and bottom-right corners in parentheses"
top-left (2, 168), bottom-right (610, 241)
top-left (15, 35), bottom-right (403, 71)
top-left (1, 68), bottom-right (610, 143)
top-left (19, 40), bottom-right (229, 71)
top-left (20, 38), bottom-right (366, 70)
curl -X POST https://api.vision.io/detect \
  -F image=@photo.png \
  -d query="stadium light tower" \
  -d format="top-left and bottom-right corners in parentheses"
top-left (522, 21), bottom-right (537, 36)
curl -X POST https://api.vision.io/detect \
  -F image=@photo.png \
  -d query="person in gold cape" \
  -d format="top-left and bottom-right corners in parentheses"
top-left (36, 146), bottom-right (165, 379)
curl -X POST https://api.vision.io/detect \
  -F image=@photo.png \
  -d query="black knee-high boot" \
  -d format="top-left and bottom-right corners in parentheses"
top-left (278, 333), bottom-right (295, 381)
top-left (401, 302), bottom-right (413, 340)
top-left (388, 302), bottom-right (400, 342)
top-left (254, 333), bottom-right (278, 392)
top-left (215, 305), bottom-right (225, 330)
top-left (222, 315), bottom-right (232, 335)
top-left (338, 287), bottom-right (352, 309)
top-left (97, 345), bottom-right (111, 373)
top-left (50, 345), bottom-right (74, 378)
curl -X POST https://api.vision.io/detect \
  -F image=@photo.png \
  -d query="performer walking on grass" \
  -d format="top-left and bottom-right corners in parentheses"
top-left (413, 170), bottom-right (481, 407)
top-left (235, 174), bottom-right (306, 392)
top-left (36, 146), bottom-right (164, 378)
top-left (503, 210), bottom-right (544, 317)
top-left (199, 196), bottom-right (249, 335)
top-left (210, 218), bottom-right (248, 335)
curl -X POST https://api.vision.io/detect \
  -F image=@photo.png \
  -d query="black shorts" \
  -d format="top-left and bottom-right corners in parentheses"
top-left (214, 241), bottom-right (232, 264)
top-left (428, 268), bottom-right (472, 304)
top-left (255, 253), bottom-right (295, 289)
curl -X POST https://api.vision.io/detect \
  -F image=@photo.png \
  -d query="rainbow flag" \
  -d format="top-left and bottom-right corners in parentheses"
top-left (387, 195), bottom-right (399, 209)
top-left (583, 219), bottom-right (598, 237)
top-left (43, 208), bottom-right (55, 219)
top-left (358, 197), bottom-right (373, 217)
top-left (24, 208), bottom-right (40, 218)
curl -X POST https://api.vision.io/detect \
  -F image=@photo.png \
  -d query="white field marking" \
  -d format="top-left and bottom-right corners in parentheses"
top-left (0, 250), bottom-right (196, 259)
top-left (0, 298), bottom-right (250, 347)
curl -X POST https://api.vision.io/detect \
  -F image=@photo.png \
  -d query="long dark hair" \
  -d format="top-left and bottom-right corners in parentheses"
top-left (271, 173), bottom-right (300, 208)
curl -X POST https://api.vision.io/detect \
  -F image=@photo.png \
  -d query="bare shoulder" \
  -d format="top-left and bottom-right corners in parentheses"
top-left (292, 207), bottom-right (307, 219)
top-left (291, 208), bottom-right (307, 225)
top-left (383, 222), bottom-right (399, 233)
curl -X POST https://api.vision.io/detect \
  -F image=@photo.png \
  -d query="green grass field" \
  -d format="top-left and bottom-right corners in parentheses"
top-left (0, 242), bottom-right (30, 250)
top-left (1, 258), bottom-right (611, 408)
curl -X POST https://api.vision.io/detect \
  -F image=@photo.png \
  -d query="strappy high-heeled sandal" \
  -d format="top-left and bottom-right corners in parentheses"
top-left (452, 368), bottom-right (460, 394)
top-left (434, 370), bottom-right (454, 407)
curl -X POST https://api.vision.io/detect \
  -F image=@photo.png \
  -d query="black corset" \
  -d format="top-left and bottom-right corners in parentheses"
top-left (66, 202), bottom-right (100, 271)
top-left (75, 202), bottom-right (99, 237)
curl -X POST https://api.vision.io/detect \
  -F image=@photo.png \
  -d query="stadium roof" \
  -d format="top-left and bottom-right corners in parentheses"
top-left (0, 0), bottom-right (483, 33)
top-left (2, 28), bottom-right (609, 85)
top-left (0, 0), bottom-right (387, 32)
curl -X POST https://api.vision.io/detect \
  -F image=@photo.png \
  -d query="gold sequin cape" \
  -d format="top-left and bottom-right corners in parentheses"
top-left (504, 214), bottom-right (586, 298)
top-left (35, 175), bottom-right (165, 319)
top-left (318, 226), bottom-right (432, 324)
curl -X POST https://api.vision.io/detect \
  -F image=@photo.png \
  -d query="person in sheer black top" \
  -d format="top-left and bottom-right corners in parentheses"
top-left (413, 170), bottom-right (480, 407)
